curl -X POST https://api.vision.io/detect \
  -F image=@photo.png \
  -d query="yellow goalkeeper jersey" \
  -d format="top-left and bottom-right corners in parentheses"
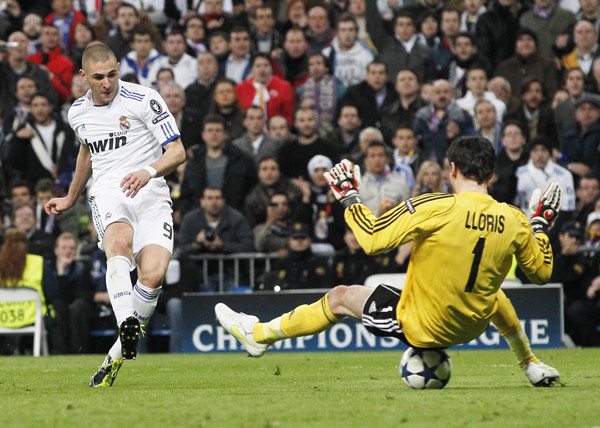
top-left (345, 192), bottom-right (553, 348)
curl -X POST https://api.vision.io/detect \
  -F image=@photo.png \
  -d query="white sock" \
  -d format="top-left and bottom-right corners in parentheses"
top-left (108, 339), bottom-right (122, 361)
top-left (106, 255), bottom-right (134, 326)
top-left (132, 280), bottom-right (162, 327)
top-left (107, 281), bottom-right (161, 361)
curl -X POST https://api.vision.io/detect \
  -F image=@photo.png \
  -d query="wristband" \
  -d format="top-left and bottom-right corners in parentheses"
top-left (143, 165), bottom-right (157, 178)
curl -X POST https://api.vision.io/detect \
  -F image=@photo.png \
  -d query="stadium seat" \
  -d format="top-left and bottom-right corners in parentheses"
top-left (364, 274), bottom-right (407, 289)
top-left (0, 288), bottom-right (49, 357)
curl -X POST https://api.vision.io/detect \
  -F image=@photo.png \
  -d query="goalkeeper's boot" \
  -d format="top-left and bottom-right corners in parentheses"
top-left (524, 361), bottom-right (560, 387)
top-left (215, 303), bottom-right (268, 357)
top-left (119, 316), bottom-right (141, 360)
top-left (89, 355), bottom-right (123, 388)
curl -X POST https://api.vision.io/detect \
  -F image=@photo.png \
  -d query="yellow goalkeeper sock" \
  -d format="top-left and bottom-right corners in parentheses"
top-left (491, 289), bottom-right (539, 368)
top-left (253, 294), bottom-right (341, 345)
top-left (505, 331), bottom-right (539, 368)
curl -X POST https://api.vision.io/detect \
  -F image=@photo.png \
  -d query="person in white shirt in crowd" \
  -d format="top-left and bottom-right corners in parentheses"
top-left (359, 140), bottom-right (411, 216)
top-left (515, 136), bottom-right (576, 212)
top-left (474, 99), bottom-right (503, 153)
top-left (148, 30), bottom-right (198, 89)
top-left (391, 124), bottom-right (424, 190)
top-left (119, 28), bottom-right (163, 87)
top-left (223, 27), bottom-right (252, 84)
top-left (457, 65), bottom-right (506, 123)
top-left (322, 13), bottom-right (374, 88)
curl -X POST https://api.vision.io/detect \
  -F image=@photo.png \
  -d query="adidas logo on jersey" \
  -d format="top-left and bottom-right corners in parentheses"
top-left (85, 134), bottom-right (128, 153)
top-left (368, 301), bottom-right (377, 313)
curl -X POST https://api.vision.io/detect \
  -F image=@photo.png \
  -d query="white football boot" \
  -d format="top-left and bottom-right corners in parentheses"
top-left (215, 303), bottom-right (268, 357)
top-left (524, 361), bottom-right (560, 387)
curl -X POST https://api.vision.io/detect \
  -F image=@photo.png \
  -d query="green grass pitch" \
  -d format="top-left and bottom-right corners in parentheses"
top-left (1, 348), bottom-right (599, 428)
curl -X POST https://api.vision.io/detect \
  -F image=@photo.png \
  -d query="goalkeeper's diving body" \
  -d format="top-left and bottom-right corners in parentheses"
top-left (215, 136), bottom-right (562, 387)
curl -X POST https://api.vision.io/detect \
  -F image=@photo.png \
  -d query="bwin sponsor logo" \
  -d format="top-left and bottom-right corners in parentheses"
top-left (113, 291), bottom-right (131, 299)
top-left (85, 135), bottom-right (128, 153)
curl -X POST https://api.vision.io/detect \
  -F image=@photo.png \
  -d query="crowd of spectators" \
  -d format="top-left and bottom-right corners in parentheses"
top-left (1, 0), bottom-right (600, 351)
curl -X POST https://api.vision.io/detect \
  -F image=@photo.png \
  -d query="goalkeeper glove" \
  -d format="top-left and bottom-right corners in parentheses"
top-left (323, 159), bottom-right (362, 208)
top-left (529, 182), bottom-right (562, 234)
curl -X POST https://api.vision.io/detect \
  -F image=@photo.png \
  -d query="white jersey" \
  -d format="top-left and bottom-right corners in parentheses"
top-left (514, 159), bottom-right (576, 212)
top-left (68, 80), bottom-right (180, 188)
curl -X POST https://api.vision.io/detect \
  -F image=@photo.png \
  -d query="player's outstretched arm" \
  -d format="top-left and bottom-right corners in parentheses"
top-left (517, 182), bottom-right (563, 284)
top-left (120, 137), bottom-right (186, 198)
top-left (45, 144), bottom-right (92, 215)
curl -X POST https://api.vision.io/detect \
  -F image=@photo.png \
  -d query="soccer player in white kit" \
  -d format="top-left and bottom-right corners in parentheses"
top-left (45, 44), bottom-right (186, 387)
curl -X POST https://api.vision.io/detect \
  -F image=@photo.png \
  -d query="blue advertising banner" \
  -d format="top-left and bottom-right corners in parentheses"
top-left (181, 284), bottom-right (563, 353)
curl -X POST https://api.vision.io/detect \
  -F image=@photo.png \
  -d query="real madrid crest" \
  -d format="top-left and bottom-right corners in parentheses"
top-left (119, 116), bottom-right (131, 131)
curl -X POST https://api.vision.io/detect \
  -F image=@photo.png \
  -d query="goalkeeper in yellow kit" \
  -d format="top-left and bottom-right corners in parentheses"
top-left (215, 136), bottom-right (562, 387)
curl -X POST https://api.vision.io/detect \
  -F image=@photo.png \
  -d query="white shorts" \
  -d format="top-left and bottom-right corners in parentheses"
top-left (88, 178), bottom-right (174, 256)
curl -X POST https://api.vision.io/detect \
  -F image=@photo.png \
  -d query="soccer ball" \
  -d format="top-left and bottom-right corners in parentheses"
top-left (400, 347), bottom-right (452, 389)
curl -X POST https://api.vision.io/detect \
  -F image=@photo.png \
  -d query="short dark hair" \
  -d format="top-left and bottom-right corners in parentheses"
top-left (156, 67), bottom-right (175, 79)
top-left (251, 52), bottom-right (272, 68)
top-left (446, 136), bottom-right (495, 184)
top-left (396, 67), bottom-right (419, 82)
top-left (202, 186), bottom-right (223, 198)
top-left (34, 178), bottom-right (55, 194)
top-left (117, 2), bottom-right (138, 16)
top-left (366, 140), bottom-right (389, 154)
top-left (521, 77), bottom-right (546, 99)
top-left (203, 114), bottom-right (226, 130)
top-left (30, 91), bottom-right (52, 104)
top-left (9, 179), bottom-right (32, 196)
top-left (308, 52), bottom-right (330, 70)
top-left (184, 15), bottom-right (204, 30)
top-left (394, 123), bottom-right (415, 135)
top-left (244, 105), bottom-right (264, 119)
top-left (367, 60), bottom-right (387, 74)
top-left (130, 27), bottom-right (152, 43)
top-left (231, 26), bottom-right (250, 36)
top-left (41, 23), bottom-right (59, 32)
top-left (564, 67), bottom-right (585, 84)
top-left (453, 32), bottom-right (474, 45)
top-left (502, 120), bottom-right (526, 138)
top-left (337, 12), bottom-right (358, 31)
top-left (166, 30), bottom-right (186, 42)
top-left (121, 73), bottom-right (140, 84)
top-left (395, 10), bottom-right (415, 25)
top-left (466, 64), bottom-right (488, 79)
top-left (442, 7), bottom-right (461, 19)
top-left (209, 30), bottom-right (229, 42)
top-left (258, 155), bottom-right (279, 167)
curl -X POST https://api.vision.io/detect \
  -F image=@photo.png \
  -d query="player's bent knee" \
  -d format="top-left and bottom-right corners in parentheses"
top-left (138, 268), bottom-right (166, 289)
top-left (106, 237), bottom-right (133, 256)
top-left (327, 285), bottom-right (351, 314)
